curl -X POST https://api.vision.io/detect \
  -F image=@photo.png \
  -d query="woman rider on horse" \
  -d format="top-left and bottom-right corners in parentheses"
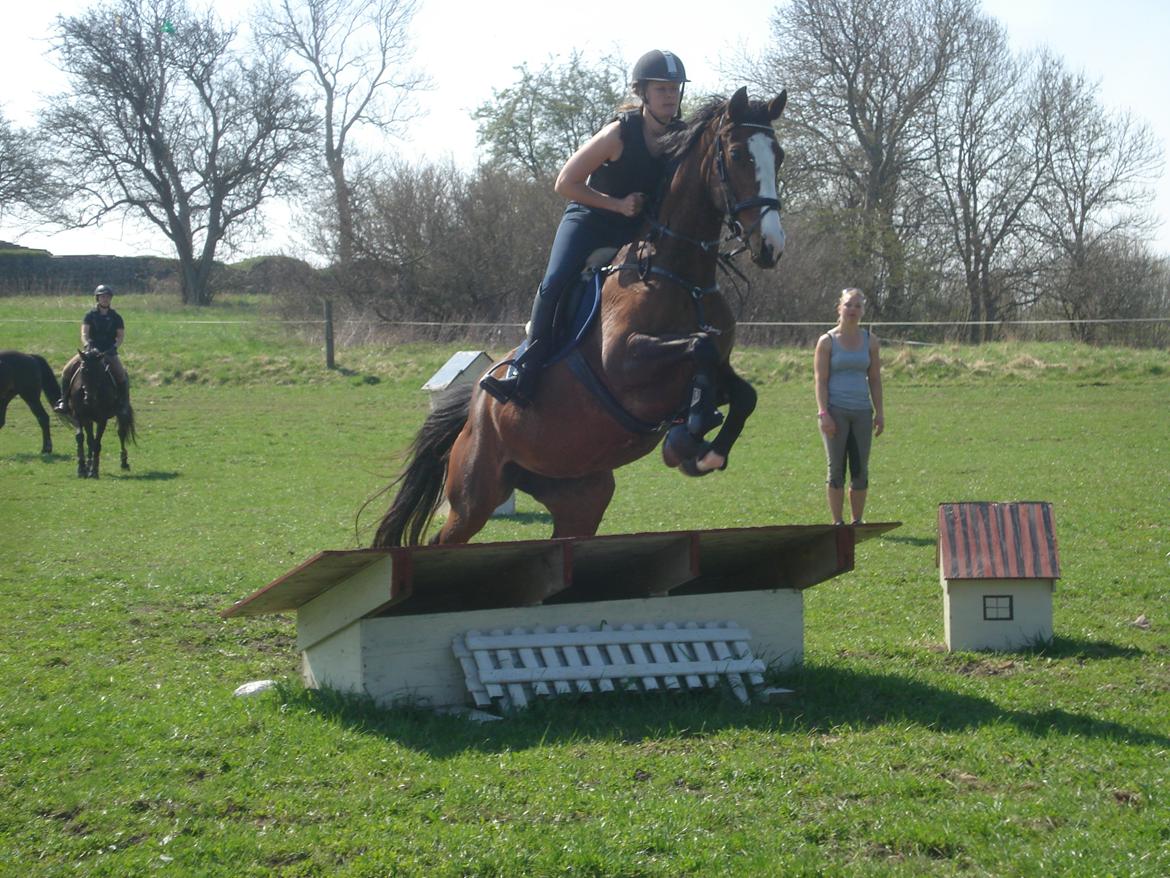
top-left (55, 284), bottom-right (131, 418)
top-left (480, 50), bottom-right (688, 406)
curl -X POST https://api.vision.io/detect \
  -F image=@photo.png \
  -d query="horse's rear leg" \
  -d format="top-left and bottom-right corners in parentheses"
top-left (436, 464), bottom-right (514, 545)
top-left (21, 391), bottom-right (53, 454)
top-left (519, 470), bottom-right (616, 538)
top-left (433, 430), bottom-right (516, 544)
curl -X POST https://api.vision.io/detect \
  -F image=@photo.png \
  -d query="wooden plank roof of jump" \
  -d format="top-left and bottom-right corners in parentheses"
top-left (222, 522), bottom-right (900, 619)
top-left (937, 502), bottom-right (1060, 581)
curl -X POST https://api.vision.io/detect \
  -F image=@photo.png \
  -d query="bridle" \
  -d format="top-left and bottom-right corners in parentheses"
top-left (646, 118), bottom-right (781, 265)
top-left (712, 121), bottom-right (783, 259)
top-left (629, 117), bottom-right (783, 324)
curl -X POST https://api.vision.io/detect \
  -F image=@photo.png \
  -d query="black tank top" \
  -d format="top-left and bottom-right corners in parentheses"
top-left (585, 110), bottom-right (666, 201)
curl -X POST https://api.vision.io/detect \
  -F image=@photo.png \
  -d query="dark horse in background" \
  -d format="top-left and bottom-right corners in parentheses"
top-left (65, 347), bottom-right (136, 478)
top-left (375, 87), bottom-right (787, 547)
top-left (0, 351), bottom-right (62, 454)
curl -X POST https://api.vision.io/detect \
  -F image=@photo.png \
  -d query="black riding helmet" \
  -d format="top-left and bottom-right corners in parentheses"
top-left (631, 50), bottom-right (688, 121)
top-left (94, 284), bottom-right (114, 302)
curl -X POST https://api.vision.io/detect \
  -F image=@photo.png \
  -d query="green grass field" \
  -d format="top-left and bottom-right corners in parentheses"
top-left (1, 295), bottom-right (1168, 876)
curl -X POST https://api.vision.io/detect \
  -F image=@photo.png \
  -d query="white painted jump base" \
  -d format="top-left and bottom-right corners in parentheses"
top-left (223, 523), bottom-right (899, 711)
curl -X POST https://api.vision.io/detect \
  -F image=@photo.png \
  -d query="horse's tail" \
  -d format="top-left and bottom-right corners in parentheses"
top-left (372, 384), bottom-right (472, 548)
top-left (35, 354), bottom-right (62, 406)
top-left (118, 405), bottom-right (137, 445)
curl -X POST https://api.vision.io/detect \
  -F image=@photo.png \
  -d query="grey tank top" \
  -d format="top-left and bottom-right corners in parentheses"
top-left (828, 329), bottom-right (871, 410)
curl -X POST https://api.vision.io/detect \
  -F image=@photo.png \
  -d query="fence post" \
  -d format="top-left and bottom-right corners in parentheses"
top-left (323, 299), bottom-right (335, 369)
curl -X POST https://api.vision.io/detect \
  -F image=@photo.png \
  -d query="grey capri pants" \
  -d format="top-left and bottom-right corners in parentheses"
top-left (821, 406), bottom-right (873, 490)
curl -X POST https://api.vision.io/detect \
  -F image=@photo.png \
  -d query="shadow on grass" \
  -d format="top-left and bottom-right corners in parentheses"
top-left (120, 470), bottom-right (181, 481)
top-left (276, 653), bottom-right (1170, 758)
top-left (879, 533), bottom-right (936, 548)
top-left (497, 511), bottom-right (553, 527)
top-left (7, 451), bottom-right (73, 463)
top-left (1033, 635), bottom-right (1143, 660)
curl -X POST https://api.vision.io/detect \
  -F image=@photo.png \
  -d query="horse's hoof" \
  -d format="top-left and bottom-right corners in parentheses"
top-left (662, 425), bottom-right (705, 468)
top-left (679, 455), bottom-right (714, 478)
top-left (121, 463), bottom-right (130, 471)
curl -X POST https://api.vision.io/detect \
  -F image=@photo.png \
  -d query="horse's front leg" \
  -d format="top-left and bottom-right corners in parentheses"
top-left (90, 421), bottom-right (106, 479)
top-left (75, 425), bottom-right (87, 478)
top-left (700, 366), bottom-right (757, 471)
top-left (623, 329), bottom-right (721, 373)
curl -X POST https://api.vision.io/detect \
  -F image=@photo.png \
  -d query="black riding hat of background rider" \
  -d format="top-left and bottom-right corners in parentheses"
top-left (631, 50), bottom-right (688, 122)
top-left (94, 284), bottom-right (114, 302)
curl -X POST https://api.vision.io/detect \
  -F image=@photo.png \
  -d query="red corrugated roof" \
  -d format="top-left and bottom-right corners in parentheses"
top-left (938, 502), bottom-right (1060, 580)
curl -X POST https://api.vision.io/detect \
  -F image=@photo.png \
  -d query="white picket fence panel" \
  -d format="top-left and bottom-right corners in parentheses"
top-left (452, 621), bottom-right (766, 711)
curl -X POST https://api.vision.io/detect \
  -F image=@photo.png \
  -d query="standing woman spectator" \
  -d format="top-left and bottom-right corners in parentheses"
top-left (814, 288), bottom-right (884, 525)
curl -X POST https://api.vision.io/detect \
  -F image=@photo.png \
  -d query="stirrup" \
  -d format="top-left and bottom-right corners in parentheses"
top-left (479, 365), bottom-right (533, 407)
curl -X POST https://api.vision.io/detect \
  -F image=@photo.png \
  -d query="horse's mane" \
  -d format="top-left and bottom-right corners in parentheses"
top-left (661, 94), bottom-right (778, 162)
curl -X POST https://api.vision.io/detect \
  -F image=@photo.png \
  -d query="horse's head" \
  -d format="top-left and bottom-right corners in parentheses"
top-left (78, 347), bottom-right (109, 382)
top-left (711, 87), bottom-right (788, 268)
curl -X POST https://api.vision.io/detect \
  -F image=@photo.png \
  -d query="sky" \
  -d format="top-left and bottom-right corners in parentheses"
top-left (1, 0), bottom-right (1167, 259)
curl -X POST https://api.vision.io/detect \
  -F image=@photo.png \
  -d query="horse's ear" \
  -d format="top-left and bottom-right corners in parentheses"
top-left (728, 86), bottom-right (749, 123)
top-left (768, 90), bottom-right (788, 121)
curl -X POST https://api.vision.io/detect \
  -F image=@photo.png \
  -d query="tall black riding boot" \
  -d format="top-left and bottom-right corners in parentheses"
top-left (480, 289), bottom-right (559, 406)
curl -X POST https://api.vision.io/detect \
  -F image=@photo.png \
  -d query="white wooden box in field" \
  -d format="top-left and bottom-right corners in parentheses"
top-left (938, 502), bottom-right (1060, 652)
top-left (224, 523), bottom-right (899, 710)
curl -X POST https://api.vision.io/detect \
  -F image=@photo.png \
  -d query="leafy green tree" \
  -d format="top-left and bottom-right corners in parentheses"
top-left (474, 51), bottom-right (628, 182)
top-left (41, 0), bottom-right (316, 305)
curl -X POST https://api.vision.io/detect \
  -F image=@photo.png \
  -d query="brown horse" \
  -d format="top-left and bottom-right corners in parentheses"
top-left (375, 87), bottom-right (787, 547)
top-left (66, 347), bottom-right (136, 478)
top-left (0, 350), bottom-right (62, 454)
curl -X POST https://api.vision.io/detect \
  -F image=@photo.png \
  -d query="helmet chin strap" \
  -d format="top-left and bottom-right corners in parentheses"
top-left (645, 106), bottom-right (674, 127)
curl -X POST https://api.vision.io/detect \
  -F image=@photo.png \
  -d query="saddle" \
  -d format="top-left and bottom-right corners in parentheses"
top-left (508, 247), bottom-right (615, 370)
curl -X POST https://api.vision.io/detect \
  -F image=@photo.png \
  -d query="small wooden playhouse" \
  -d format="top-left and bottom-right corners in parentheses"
top-left (937, 501), bottom-right (1060, 652)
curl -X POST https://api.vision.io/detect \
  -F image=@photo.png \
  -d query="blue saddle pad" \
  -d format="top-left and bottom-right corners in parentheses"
top-left (511, 271), bottom-right (603, 370)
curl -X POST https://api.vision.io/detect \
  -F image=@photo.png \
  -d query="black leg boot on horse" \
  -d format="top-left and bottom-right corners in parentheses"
top-left (480, 288), bottom-right (559, 407)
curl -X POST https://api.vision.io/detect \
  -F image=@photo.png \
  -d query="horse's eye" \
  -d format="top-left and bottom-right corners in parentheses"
top-left (730, 147), bottom-right (751, 163)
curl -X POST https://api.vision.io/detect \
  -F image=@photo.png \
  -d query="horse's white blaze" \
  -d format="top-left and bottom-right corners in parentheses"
top-left (748, 132), bottom-right (785, 256)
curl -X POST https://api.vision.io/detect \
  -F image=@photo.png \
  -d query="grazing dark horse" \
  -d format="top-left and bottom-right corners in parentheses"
top-left (375, 87), bottom-right (787, 546)
top-left (0, 350), bottom-right (62, 454)
top-left (66, 347), bottom-right (136, 478)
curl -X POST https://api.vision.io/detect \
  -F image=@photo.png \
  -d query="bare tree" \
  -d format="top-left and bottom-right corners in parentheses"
top-left (41, 0), bottom-right (316, 305)
top-left (747, 0), bottom-right (977, 319)
top-left (0, 111), bottom-right (54, 220)
top-left (1031, 65), bottom-right (1164, 337)
top-left (927, 18), bottom-right (1051, 341)
top-left (256, 0), bottom-right (427, 268)
top-left (346, 159), bottom-right (560, 324)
